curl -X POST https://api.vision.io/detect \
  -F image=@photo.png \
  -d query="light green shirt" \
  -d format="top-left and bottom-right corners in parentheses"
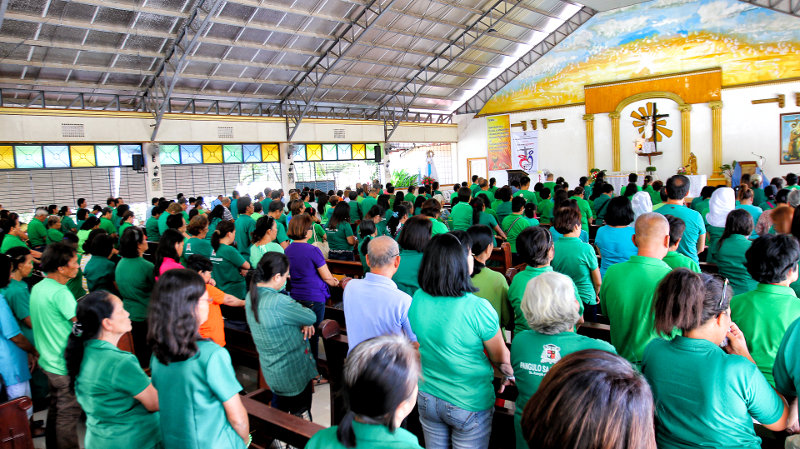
top-left (30, 278), bottom-right (76, 375)
top-left (501, 214), bottom-right (531, 254)
top-left (27, 218), bottom-right (47, 247)
top-left (429, 217), bottom-right (449, 236)
top-left (249, 242), bottom-right (285, 268)
top-left (715, 234), bottom-right (757, 295)
top-left (234, 215), bottom-right (256, 258)
top-left (449, 202), bottom-right (473, 231)
top-left (662, 251), bottom-right (700, 273)
top-left (552, 237), bottom-right (599, 305)
top-left (471, 267), bottom-right (512, 331)
top-left (1, 234), bottom-right (27, 253)
top-left (2, 279), bottom-right (33, 343)
top-left (306, 421), bottom-right (423, 449)
top-left (513, 189), bottom-right (537, 205)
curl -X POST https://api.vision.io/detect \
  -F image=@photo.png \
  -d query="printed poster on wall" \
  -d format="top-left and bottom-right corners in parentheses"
top-left (511, 130), bottom-right (538, 173)
top-left (487, 115), bottom-right (511, 170)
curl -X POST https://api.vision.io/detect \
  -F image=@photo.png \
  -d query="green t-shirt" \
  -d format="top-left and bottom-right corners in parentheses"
top-left (391, 250), bottom-right (423, 297)
top-left (752, 188), bottom-right (767, 207)
top-left (206, 217), bottom-right (221, 241)
top-left (513, 189), bottom-right (537, 205)
top-left (661, 251), bottom-right (700, 273)
top-left (429, 217), bottom-right (449, 236)
top-left (157, 213), bottom-right (170, 235)
top-left (552, 237), bottom-right (599, 305)
top-left (360, 196), bottom-right (378, 218)
top-left (408, 289), bottom-right (498, 411)
top-left (496, 201), bottom-right (513, 224)
top-left (211, 244), bottom-right (247, 299)
top-left (145, 216), bottom-right (161, 242)
top-left (704, 225), bottom-right (724, 264)
top-left (730, 283), bottom-right (800, 386)
top-left (76, 340), bottom-right (161, 449)
top-left (404, 194), bottom-right (416, 208)
top-left (471, 267), bottom-right (512, 331)
top-left (592, 195), bottom-right (611, 219)
top-left (118, 223), bottom-right (132, 240)
top-left (512, 330), bottom-right (615, 449)
top-left (600, 255), bottom-right (672, 366)
top-left (643, 337), bottom-right (784, 449)
top-left (67, 256), bottom-right (87, 300)
top-left (99, 217), bottom-right (117, 236)
top-left (84, 256), bottom-right (116, 293)
top-left (478, 212), bottom-right (499, 246)
top-left (30, 278), bottom-right (76, 375)
top-left (570, 196), bottom-right (594, 229)
top-left (501, 214), bottom-right (531, 254)
top-left (774, 316), bottom-right (800, 400)
top-left (348, 201), bottom-right (362, 223)
top-left (1, 234), bottom-right (27, 253)
top-left (151, 340), bottom-right (246, 449)
top-left (306, 421), bottom-right (423, 449)
top-left (326, 224), bottom-right (354, 251)
top-left (537, 199), bottom-right (554, 224)
top-left (27, 218), bottom-right (47, 247)
top-left (46, 228), bottom-right (65, 245)
top-left (61, 216), bottom-right (77, 234)
top-left (475, 190), bottom-right (495, 204)
top-left (184, 237), bottom-right (213, 260)
top-left (656, 204), bottom-right (705, 263)
top-left (449, 202), bottom-right (473, 231)
top-left (249, 242), bottom-right (285, 268)
top-left (275, 221), bottom-right (289, 244)
top-left (115, 257), bottom-right (155, 322)
top-left (234, 215), bottom-right (256, 258)
top-left (509, 266), bottom-right (582, 334)
top-left (2, 279), bottom-right (33, 343)
top-left (715, 234), bottom-right (757, 295)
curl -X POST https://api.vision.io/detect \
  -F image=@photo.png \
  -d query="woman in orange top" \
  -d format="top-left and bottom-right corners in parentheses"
top-left (184, 255), bottom-right (245, 346)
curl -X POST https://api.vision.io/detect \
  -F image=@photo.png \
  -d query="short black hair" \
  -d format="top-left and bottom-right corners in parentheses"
top-left (457, 187), bottom-right (471, 203)
top-left (40, 242), bottom-right (76, 273)
top-left (520, 176), bottom-right (531, 186)
top-left (628, 173), bottom-right (638, 183)
top-left (185, 254), bottom-right (213, 273)
top-left (745, 234), bottom-right (800, 283)
top-left (495, 186), bottom-right (512, 202)
top-left (516, 226), bottom-right (553, 266)
top-left (511, 196), bottom-right (527, 212)
top-left (268, 200), bottom-right (284, 213)
top-left (777, 188), bottom-right (790, 204)
top-left (540, 187), bottom-right (551, 200)
top-left (466, 225), bottom-right (494, 257)
top-left (90, 233), bottom-right (115, 258)
top-left (553, 206), bottom-right (581, 234)
top-left (601, 183), bottom-right (614, 194)
top-left (119, 226), bottom-right (146, 258)
top-left (418, 233), bottom-right (478, 297)
top-left (166, 213), bottom-right (184, 230)
top-left (397, 215), bottom-right (432, 252)
top-left (719, 209), bottom-right (754, 249)
top-left (787, 173), bottom-right (798, 186)
top-left (238, 196), bottom-right (252, 214)
top-left (666, 175), bottom-right (690, 200)
top-left (664, 215), bottom-right (686, 247)
top-left (604, 197), bottom-right (634, 226)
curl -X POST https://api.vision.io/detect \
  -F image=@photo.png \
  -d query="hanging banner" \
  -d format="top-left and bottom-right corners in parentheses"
top-left (511, 130), bottom-right (539, 173)
top-left (487, 115), bottom-right (512, 170)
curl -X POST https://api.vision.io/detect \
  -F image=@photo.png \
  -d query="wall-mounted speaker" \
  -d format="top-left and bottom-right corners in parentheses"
top-left (132, 154), bottom-right (144, 171)
top-left (375, 145), bottom-right (382, 163)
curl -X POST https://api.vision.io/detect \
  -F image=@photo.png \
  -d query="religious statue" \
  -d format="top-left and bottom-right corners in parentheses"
top-left (686, 152), bottom-right (698, 175)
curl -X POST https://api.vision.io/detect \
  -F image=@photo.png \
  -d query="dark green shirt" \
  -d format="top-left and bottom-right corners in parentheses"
top-left (211, 244), bottom-right (247, 299)
top-left (115, 257), bottom-right (155, 322)
top-left (145, 216), bottom-right (161, 242)
top-left (715, 234), bottom-right (757, 295)
top-left (27, 218), bottom-right (47, 246)
top-left (84, 256), bottom-right (116, 293)
top-left (234, 215), bottom-right (255, 258)
top-left (391, 250), bottom-right (423, 297)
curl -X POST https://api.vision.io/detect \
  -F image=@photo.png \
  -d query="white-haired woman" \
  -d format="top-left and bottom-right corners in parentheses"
top-left (510, 272), bottom-right (617, 449)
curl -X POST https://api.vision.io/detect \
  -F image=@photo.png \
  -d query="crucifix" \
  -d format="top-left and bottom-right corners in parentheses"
top-left (637, 102), bottom-right (670, 165)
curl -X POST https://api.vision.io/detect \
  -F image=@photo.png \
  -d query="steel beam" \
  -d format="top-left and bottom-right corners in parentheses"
top-left (454, 6), bottom-right (595, 115)
top-left (738, 0), bottom-right (800, 17)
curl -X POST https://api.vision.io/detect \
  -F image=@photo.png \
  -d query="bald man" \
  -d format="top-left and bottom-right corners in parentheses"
top-left (342, 236), bottom-right (417, 353)
top-left (600, 212), bottom-right (672, 367)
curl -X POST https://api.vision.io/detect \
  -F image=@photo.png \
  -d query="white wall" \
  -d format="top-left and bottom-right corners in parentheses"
top-left (454, 79), bottom-right (800, 187)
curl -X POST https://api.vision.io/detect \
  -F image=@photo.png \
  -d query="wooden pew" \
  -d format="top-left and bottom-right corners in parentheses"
top-left (318, 319), bottom-right (350, 425)
top-left (504, 263), bottom-right (527, 283)
top-left (224, 326), bottom-right (261, 371)
top-left (0, 396), bottom-right (34, 449)
top-left (699, 262), bottom-right (718, 273)
top-left (325, 259), bottom-right (365, 278)
top-left (577, 321), bottom-right (612, 343)
top-left (242, 389), bottom-right (324, 449)
top-left (144, 241), bottom-right (158, 264)
top-left (488, 242), bottom-right (513, 275)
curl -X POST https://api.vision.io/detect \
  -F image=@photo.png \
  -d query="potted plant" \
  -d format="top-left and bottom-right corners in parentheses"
top-left (720, 161), bottom-right (736, 179)
top-left (390, 169), bottom-right (418, 189)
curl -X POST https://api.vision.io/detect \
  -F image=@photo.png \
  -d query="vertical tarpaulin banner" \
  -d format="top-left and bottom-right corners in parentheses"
top-left (511, 130), bottom-right (539, 173)
top-left (487, 115), bottom-right (512, 170)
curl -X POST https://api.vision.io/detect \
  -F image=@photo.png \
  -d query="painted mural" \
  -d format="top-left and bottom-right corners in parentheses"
top-left (479, 0), bottom-right (800, 115)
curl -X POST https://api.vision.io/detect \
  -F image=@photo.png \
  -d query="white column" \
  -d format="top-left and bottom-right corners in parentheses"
top-left (143, 142), bottom-right (163, 200)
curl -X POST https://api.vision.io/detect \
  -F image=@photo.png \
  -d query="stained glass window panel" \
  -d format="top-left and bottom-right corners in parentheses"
top-left (96, 145), bottom-right (120, 166)
top-left (242, 145), bottom-right (261, 163)
top-left (120, 145), bottom-right (142, 166)
top-left (15, 146), bottom-right (44, 168)
top-left (181, 145), bottom-right (203, 164)
top-left (306, 144), bottom-right (322, 161)
top-left (337, 144), bottom-right (351, 160)
top-left (223, 145), bottom-right (243, 163)
top-left (0, 146), bottom-right (14, 169)
top-left (160, 145), bottom-right (181, 165)
top-left (261, 144), bottom-right (279, 162)
top-left (202, 145), bottom-right (223, 164)
top-left (352, 144), bottom-right (366, 159)
top-left (292, 144), bottom-right (306, 162)
top-left (322, 144), bottom-right (337, 160)
top-left (43, 145), bottom-right (70, 168)
top-left (366, 144), bottom-right (376, 160)
top-left (70, 145), bottom-right (96, 167)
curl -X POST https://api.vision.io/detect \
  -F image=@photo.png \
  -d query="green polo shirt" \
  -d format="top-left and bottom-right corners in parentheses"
top-left (1, 234), bottom-right (27, 253)
top-left (27, 218), bottom-right (47, 246)
top-left (408, 289), bottom-right (498, 412)
top-left (115, 257), bottom-right (155, 322)
top-left (449, 202), bottom-right (472, 231)
top-left (570, 196), bottom-right (594, 229)
top-left (145, 216), bottom-right (161, 242)
top-left (471, 267), bottom-right (513, 331)
top-left (61, 216), bottom-right (77, 234)
top-left (30, 278), bottom-right (76, 375)
top-left (470, 183), bottom-right (481, 196)
top-left (774, 316), bottom-right (800, 400)
top-left (512, 330), bottom-right (615, 449)
top-left (157, 212), bottom-right (170, 235)
top-left (275, 221), bottom-right (289, 244)
top-left (513, 189), bottom-right (537, 204)
top-left (476, 190), bottom-right (495, 204)
top-left (600, 255), bottom-right (672, 365)
top-left (99, 217), bottom-right (117, 236)
top-left (429, 217), bottom-right (448, 236)
top-left (46, 228), bottom-right (64, 245)
top-left (118, 223), bottom-right (132, 240)
top-left (592, 195), bottom-right (611, 224)
top-left (392, 250), bottom-right (423, 297)
top-left (306, 421), bottom-right (422, 449)
top-left (348, 201), bottom-right (362, 223)
top-left (84, 256), bottom-right (116, 293)
top-left (184, 237), bottom-right (213, 261)
top-left (656, 204), bottom-right (705, 263)
top-left (552, 237), bottom-right (599, 305)
top-left (211, 244), bottom-right (247, 299)
top-left (326, 224), bottom-right (354, 251)
top-left (477, 213), bottom-right (499, 246)
top-left (730, 283), bottom-right (800, 386)
top-left (2, 279), bottom-right (33, 343)
top-left (643, 337), bottom-right (784, 449)
top-left (76, 339), bottom-right (161, 449)
top-left (495, 201), bottom-right (513, 224)
top-left (501, 214), bottom-right (531, 254)
top-left (234, 215), bottom-right (255, 259)
top-left (704, 225), bottom-right (724, 264)
top-left (360, 196), bottom-right (377, 217)
top-left (620, 185), bottom-right (641, 197)
top-left (715, 234), bottom-right (757, 295)
top-left (508, 266), bottom-right (582, 334)
top-left (752, 188), bottom-right (767, 207)
top-left (151, 340), bottom-right (245, 449)
top-left (662, 251), bottom-right (700, 273)
top-left (537, 199), bottom-right (554, 224)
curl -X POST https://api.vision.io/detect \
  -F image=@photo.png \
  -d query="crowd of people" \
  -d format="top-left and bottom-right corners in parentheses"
top-left (3, 171), bottom-right (800, 449)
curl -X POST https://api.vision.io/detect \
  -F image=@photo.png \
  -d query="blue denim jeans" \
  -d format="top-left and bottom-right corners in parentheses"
top-left (417, 390), bottom-right (494, 449)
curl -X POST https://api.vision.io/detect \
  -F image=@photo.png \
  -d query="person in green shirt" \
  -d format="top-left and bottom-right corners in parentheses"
top-left (346, 191), bottom-right (363, 226)
top-left (512, 272), bottom-right (616, 449)
top-left (656, 175), bottom-right (707, 263)
top-left (620, 173), bottom-right (641, 197)
top-left (392, 216), bottom-right (431, 297)
top-left (494, 186), bottom-right (514, 224)
top-left (552, 205), bottom-right (601, 320)
top-left (502, 197), bottom-right (533, 263)
top-left (420, 199), bottom-right (449, 236)
top-left (569, 186), bottom-right (594, 230)
top-left (326, 202), bottom-right (357, 261)
top-left (45, 215), bottom-right (65, 245)
top-left (467, 225), bottom-right (512, 331)
top-left (99, 207), bottom-right (118, 239)
top-left (233, 197), bottom-right (256, 259)
top-left (690, 185), bottom-right (715, 212)
top-left (249, 216), bottom-right (285, 268)
top-left (116, 226), bottom-right (155, 368)
top-left (59, 207), bottom-right (77, 234)
top-left (306, 334), bottom-right (423, 449)
top-left (736, 186), bottom-right (762, 239)
top-left (157, 202), bottom-right (181, 235)
top-left (3, 247), bottom-right (35, 343)
top-left (1, 215), bottom-right (39, 257)
top-left (475, 178), bottom-right (495, 204)
top-left (643, 269), bottom-right (788, 449)
top-left (145, 205), bottom-right (162, 242)
top-left (117, 211), bottom-right (135, 241)
top-left (84, 233), bottom-right (118, 293)
top-left (64, 292), bottom-right (162, 449)
top-left (30, 242), bottom-right (81, 449)
top-left (537, 188), bottom-right (555, 224)
top-left (662, 215), bottom-right (701, 273)
top-left (600, 212), bottom-right (672, 366)
top-left (149, 269), bottom-right (250, 448)
top-left (750, 174), bottom-right (767, 206)
top-left (210, 220), bottom-right (251, 301)
top-left (469, 175), bottom-right (481, 196)
top-left (542, 174), bottom-right (556, 193)
top-left (183, 215), bottom-right (213, 262)
top-left (731, 234), bottom-right (800, 386)
top-left (470, 198), bottom-right (505, 246)
top-left (360, 189), bottom-right (379, 219)
top-left (449, 187), bottom-right (473, 231)
top-left (408, 233), bottom-right (511, 449)
top-left (715, 210), bottom-right (757, 295)
top-left (512, 175), bottom-right (537, 205)
top-left (404, 186), bottom-right (418, 210)
top-left (650, 179), bottom-right (664, 206)
top-left (27, 209), bottom-right (48, 248)
top-left (266, 200), bottom-right (290, 250)
top-left (230, 190), bottom-right (241, 220)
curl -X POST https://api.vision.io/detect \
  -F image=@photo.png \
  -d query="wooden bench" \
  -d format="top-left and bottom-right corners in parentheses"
top-left (488, 242), bottom-right (513, 275)
top-left (0, 396), bottom-right (34, 449)
top-left (576, 321), bottom-right (612, 343)
top-left (242, 389), bottom-right (324, 449)
top-left (318, 319), bottom-right (350, 425)
top-left (325, 259), bottom-right (365, 278)
top-left (504, 263), bottom-right (527, 283)
top-left (224, 326), bottom-right (261, 372)
top-left (699, 262), bottom-right (718, 273)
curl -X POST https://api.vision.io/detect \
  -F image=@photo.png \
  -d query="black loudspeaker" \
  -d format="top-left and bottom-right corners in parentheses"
top-left (132, 154), bottom-right (144, 171)
top-left (374, 145), bottom-right (382, 163)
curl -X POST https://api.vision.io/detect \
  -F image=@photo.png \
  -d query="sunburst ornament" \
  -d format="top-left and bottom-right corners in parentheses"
top-left (631, 102), bottom-right (673, 142)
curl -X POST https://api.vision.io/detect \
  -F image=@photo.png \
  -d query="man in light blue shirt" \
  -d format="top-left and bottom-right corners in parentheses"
top-left (656, 174), bottom-right (706, 263)
top-left (343, 236), bottom-right (417, 353)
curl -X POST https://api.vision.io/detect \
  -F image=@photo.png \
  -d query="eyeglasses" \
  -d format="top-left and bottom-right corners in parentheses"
top-left (719, 278), bottom-right (729, 308)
